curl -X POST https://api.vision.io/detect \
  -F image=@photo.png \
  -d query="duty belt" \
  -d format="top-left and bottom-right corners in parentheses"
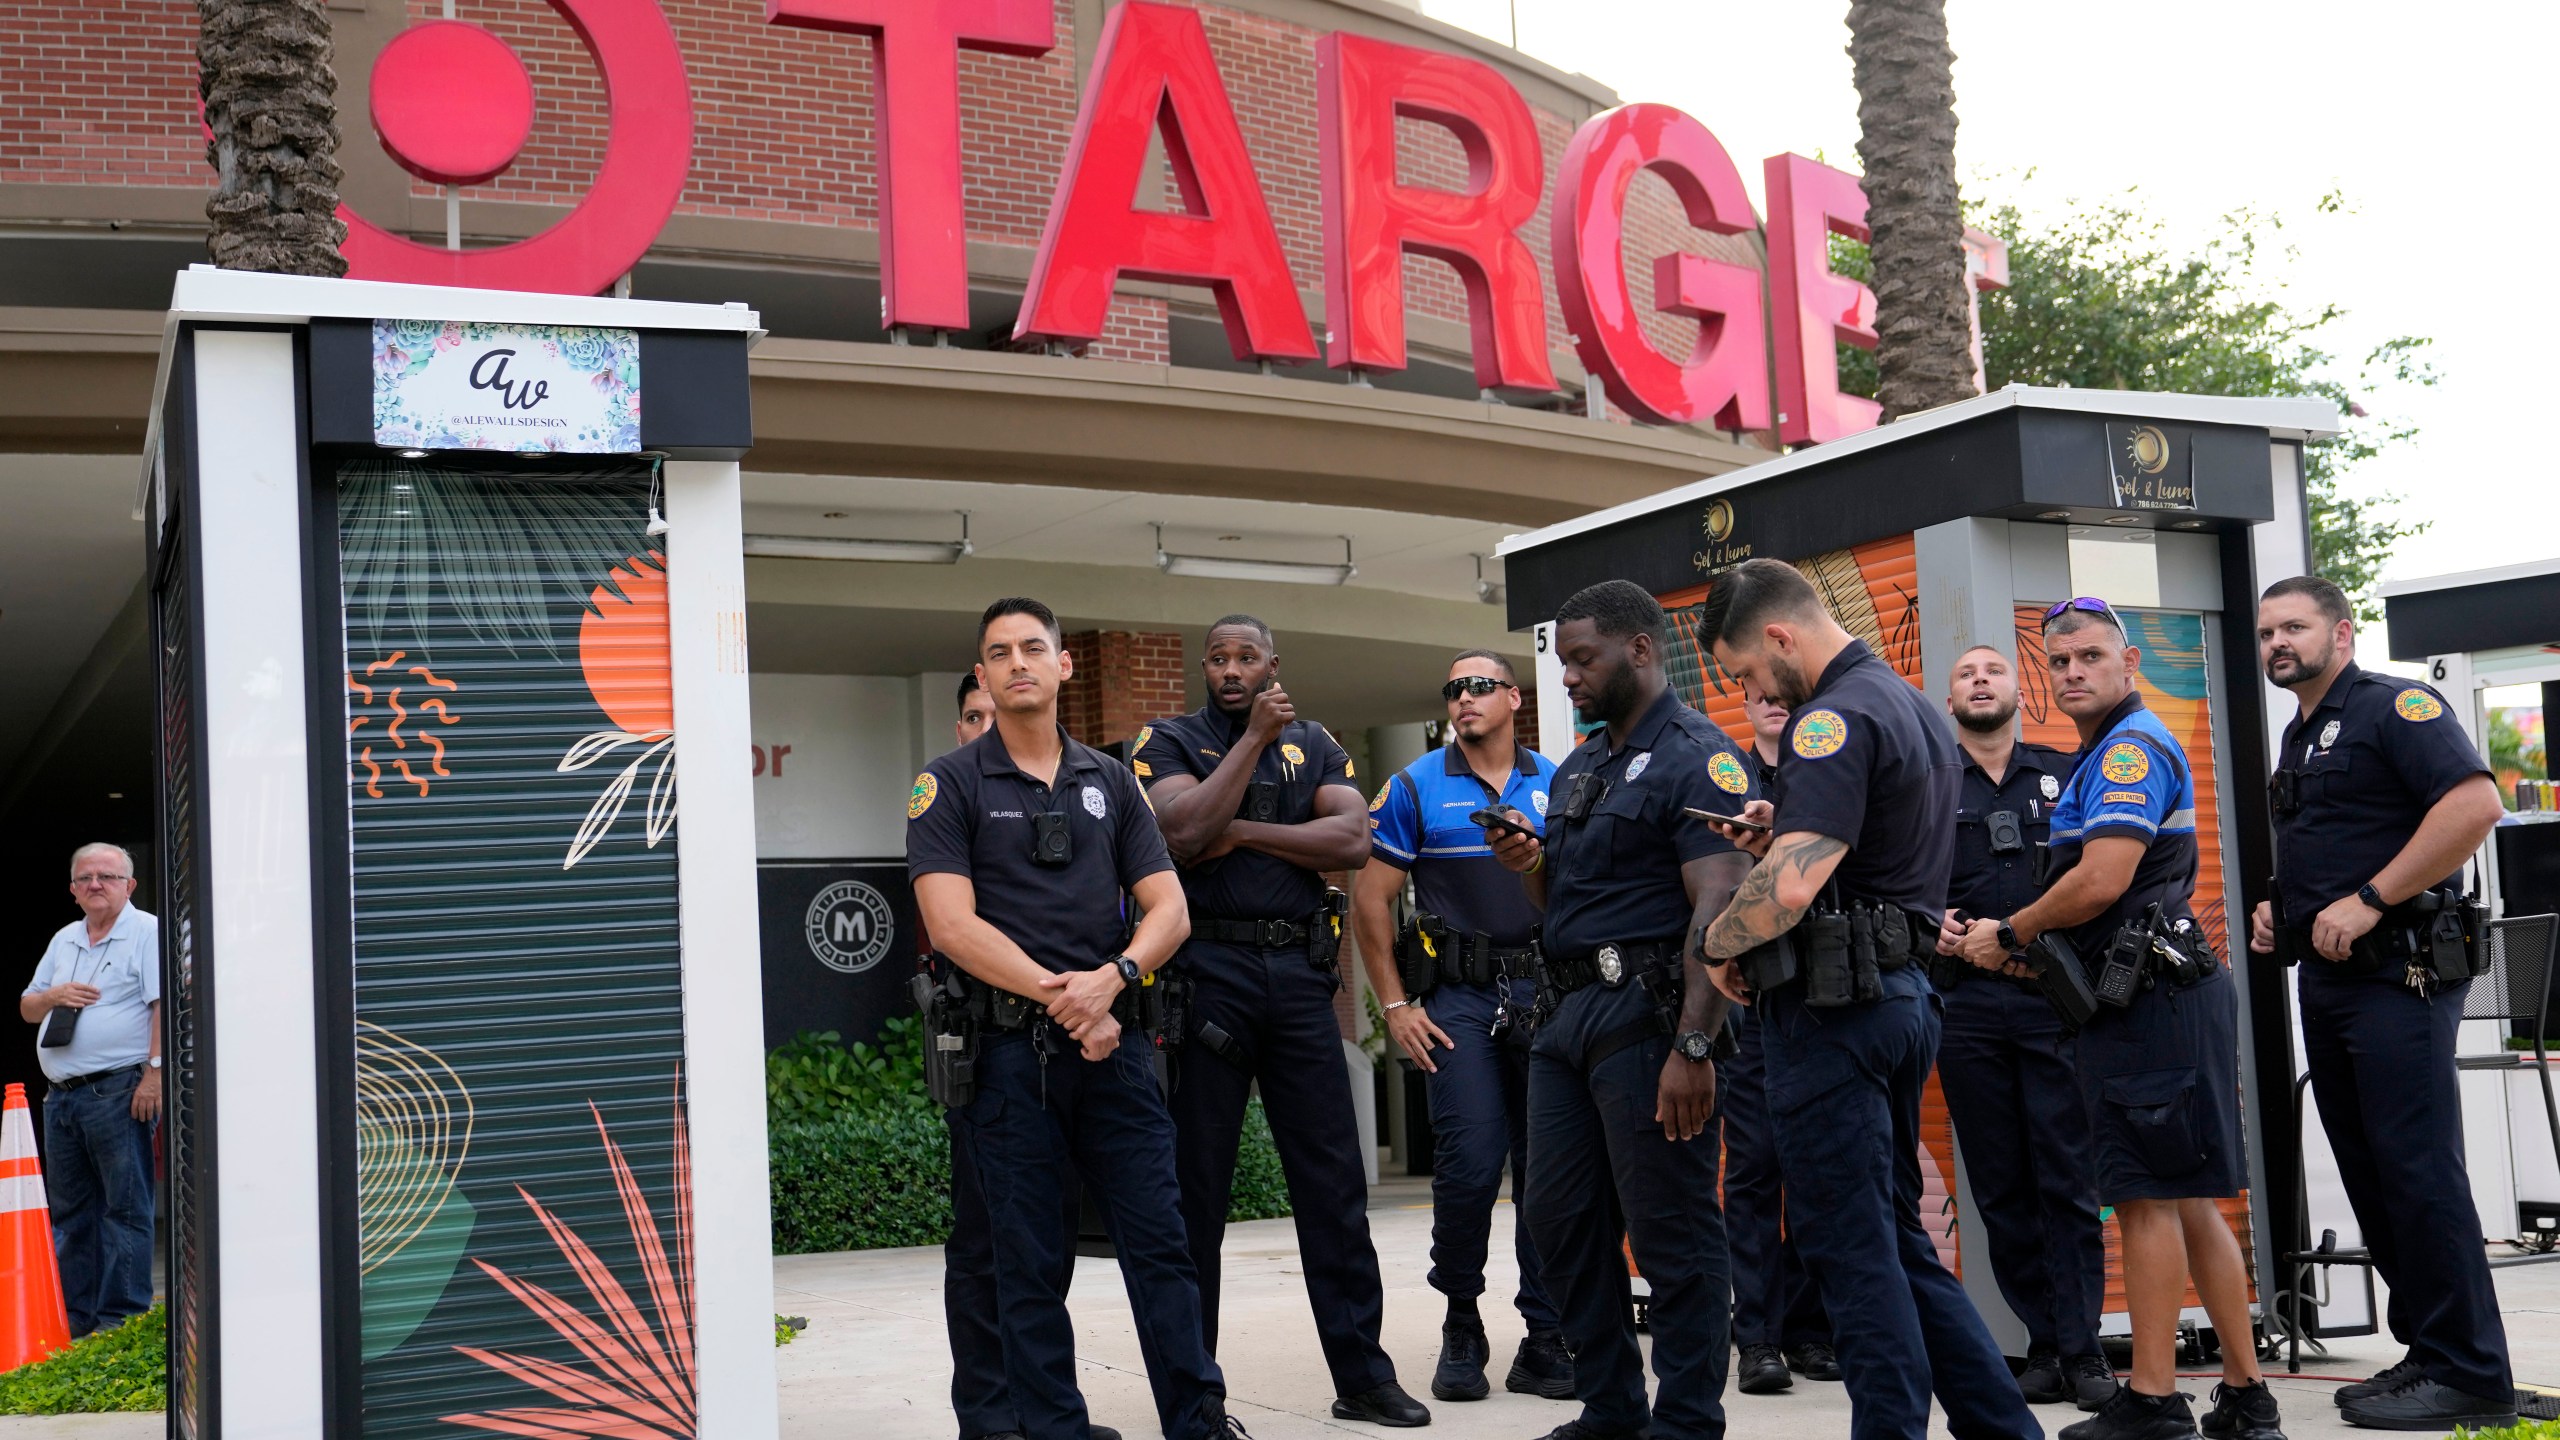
top-left (1196, 914), bottom-right (1326, 949)
top-left (1543, 936), bottom-right (1684, 996)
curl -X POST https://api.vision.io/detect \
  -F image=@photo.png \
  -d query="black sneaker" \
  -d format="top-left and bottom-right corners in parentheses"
top-left (2020, 1348), bottom-right (2068, 1405)
top-left (1331, 1381), bottom-right (1430, 1428)
top-left (2334, 1356), bottom-right (2423, 1408)
top-left (1737, 1342), bottom-right (1792, 1395)
top-left (1430, 1318), bottom-right (1490, 1402)
top-left (2070, 1356), bottom-right (2120, 1411)
top-left (1093, 1430), bottom-right (1123, 1440)
top-left (1533, 1423), bottom-right (1642, 1440)
top-left (2198, 1381), bottom-right (2282, 1440)
top-left (2339, 1380), bottom-right (2516, 1432)
top-left (1785, 1340), bottom-right (1842, 1382)
top-left (2060, 1386), bottom-right (2200, 1440)
top-left (1505, 1329), bottom-right (1576, 1400)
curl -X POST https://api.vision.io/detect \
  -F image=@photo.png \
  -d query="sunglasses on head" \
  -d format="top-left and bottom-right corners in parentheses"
top-left (1442, 676), bottom-right (1512, 701)
top-left (2042, 596), bottom-right (2127, 634)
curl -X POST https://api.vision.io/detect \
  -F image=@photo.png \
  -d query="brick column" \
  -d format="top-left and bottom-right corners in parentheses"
top-left (1513, 682), bottom-right (1541, 752)
top-left (1059, 629), bottom-right (1189, 747)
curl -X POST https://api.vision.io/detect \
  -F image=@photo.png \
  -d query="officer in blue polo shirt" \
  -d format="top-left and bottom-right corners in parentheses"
top-left (1957, 596), bottom-right (2279, 1440)
top-left (906, 597), bottom-right (1240, 1440)
top-left (1483, 581), bottom-right (1752, 1440)
top-left (1354, 649), bottom-right (1571, 1405)
top-left (1694, 559), bottom-right (2035, 1440)
top-left (2249, 575), bottom-right (2513, 1432)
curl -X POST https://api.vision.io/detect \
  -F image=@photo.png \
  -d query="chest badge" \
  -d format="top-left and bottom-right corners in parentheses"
top-left (1083, 785), bottom-right (1107, 819)
top-left (1708, 751), bottom-right (1750, 795)
top-left (2039, 773), bottom-right (2060, 800)
top-left (1281, 743), bottom-right (1306, 766)
top-left (2319, 719), bottom-right (2341, 750)
top-left (1793, 709), bottom-right (1848, 759)
top-left (1596, 944), bottom-right (1624, 986)
top-left (2393, 689), bottom-right (2443, 722)
top-left (1624, 752), bottom-right (1651, 783)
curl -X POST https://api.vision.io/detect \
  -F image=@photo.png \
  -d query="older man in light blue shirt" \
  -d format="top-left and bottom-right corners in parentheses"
top-left (22, 843), bottom-right (160, 1336)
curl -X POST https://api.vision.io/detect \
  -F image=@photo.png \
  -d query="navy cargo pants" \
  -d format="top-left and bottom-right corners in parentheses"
top-left (1934, 975), bottom-right (2106, 1359)
top-left (2300, 972), bottom-right (2513, 1402)
top-left (954, 1029), bottom-right (1228, 1440)
top-left (1423, 976), bottom-right (1559, 1331)
top-left (1720, 1006), bottom-right (1831, 1351)
top-left (944, 1123), bottom-right (1085, 1438)
top-left (1761, 966), bottom-right (2038, 1440)
top-left (1168, 939), bottom-right (1396, 1397)
top-left (1526, 977), bottom-right (1730, 1440)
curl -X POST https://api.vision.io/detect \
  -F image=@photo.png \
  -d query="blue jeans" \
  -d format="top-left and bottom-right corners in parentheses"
top-left (43, 1069), bottom-right (154, 1336)
top-left (1423, 978), bottom-right (1558, 1330)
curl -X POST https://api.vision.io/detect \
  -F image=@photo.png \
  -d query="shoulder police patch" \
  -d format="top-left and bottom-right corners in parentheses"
top-left (1792, 709), bottom-right (1848, 760)
top-left (2099, 742), bottom-right (2150, 784)
top-left (1135, 725), bottom-right (1153, 751)
top-left (908, 773), bottom-right (939, 819)
top-left (1708, 751), bottom-right (1750, 795)
top-left (2394, 689), bottom-right (2444, 722)
top-left (1369, 786), bottom-right (1388, 812)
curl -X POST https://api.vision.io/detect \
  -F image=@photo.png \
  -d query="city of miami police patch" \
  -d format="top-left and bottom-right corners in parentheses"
top-left (908, 772), bottom-right (938, 819)
top-left (1792, 710), bottom-right (1848, 760)
top-left (1135, 725), bottom-right (1153, 752)
top-left (2099, 742), bottom-right (2151, 784)
top-left (1709, 751), bottom-right (1751, 794)
top-left (1369, 786), bottom-right (1388, 812)
top-left (2394, 689), bottom-right (2444, 722)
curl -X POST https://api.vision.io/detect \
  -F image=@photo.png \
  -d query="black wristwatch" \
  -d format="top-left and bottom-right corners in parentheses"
top-left (1996, 920), bottom-right (2024, 954)
top-left (1675, 1029), bottom-right (1715, 1063)
top-left (2356, 883), bottom-right (2390, 915)
top-left (1109, 955), bottom-right (1143, 985)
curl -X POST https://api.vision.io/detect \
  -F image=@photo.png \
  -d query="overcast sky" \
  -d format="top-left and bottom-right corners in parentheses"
top-left (1425, 0), bottom-right (2555, 650)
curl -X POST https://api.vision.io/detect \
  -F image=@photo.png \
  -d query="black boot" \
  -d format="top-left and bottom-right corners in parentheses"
top-left (2060, 1386), bottom-right (2200, 1440)
top-left (2019, 1346), bottom-right (2067, 1404)
top-left (1737, 1342), bottom-right (1793, 1395)
top-left (1429, 1317), bottom-right (1490, 1402)
top-left (1784, 1339), bottom-right (1841, 1382)
top-left (1504, 1329), bottom-right (1576, 1400)
top-left (2198, 1381), bottom-right (2283, 1440)
top-left (1332, 1380), bottom-right (1431, 1428)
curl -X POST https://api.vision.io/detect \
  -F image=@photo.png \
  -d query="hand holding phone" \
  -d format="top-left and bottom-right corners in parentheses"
top-left (1682, 806), bottom-right (1770, 834)
top-left (1470, 807), bottom-right (1538, 842)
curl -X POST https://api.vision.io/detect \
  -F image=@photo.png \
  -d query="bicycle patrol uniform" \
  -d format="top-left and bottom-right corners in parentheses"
top-left (2271, 664), bottom-right (2511, 1406)
top-left (906, 726), bottom-right (1228, 1440)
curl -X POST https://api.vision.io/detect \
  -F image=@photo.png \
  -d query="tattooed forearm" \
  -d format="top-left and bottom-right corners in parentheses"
top-left (1700, 833), bottom-right (1849, 959)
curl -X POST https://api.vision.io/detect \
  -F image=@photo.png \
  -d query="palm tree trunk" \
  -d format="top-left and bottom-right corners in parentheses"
top-left (1847, 0), bottom-right (1972, 419)
top-left (200, 0), bottom-right (348, 275)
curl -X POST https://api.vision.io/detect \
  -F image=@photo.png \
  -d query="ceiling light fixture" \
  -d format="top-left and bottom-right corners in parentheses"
top-left (745, 511), bottom-right (972, 564)
top-left (398, 448), bottom-right (429, 460)
top-left (2036, 509), bottom-right (2071, 520)
top-left (1474, 553), bottom-right (1505, 607)
top-left (1154, 523), bottom-right (1354, 586)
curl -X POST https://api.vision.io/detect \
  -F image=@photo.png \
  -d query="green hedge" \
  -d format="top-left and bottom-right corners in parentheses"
top-left (769, 1025), bottom-right (1295, 1253)
top-left (0, 1307), bottom-right (165, 1414)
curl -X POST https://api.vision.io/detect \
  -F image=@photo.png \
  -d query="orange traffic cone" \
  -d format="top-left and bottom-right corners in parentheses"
top-left (0, 1085), bottom-right (70, 1369)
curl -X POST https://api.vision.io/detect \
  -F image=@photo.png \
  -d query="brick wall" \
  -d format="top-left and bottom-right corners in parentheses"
top-left (1058, 629), bottom-right (1188, 747)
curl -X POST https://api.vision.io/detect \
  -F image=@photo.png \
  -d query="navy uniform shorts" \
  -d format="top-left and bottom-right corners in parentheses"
top-left (2072, 962), bottom-right (2243, 1202)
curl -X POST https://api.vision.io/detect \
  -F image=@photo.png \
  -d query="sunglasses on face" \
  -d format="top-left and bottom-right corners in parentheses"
top-left (2042, 596), bottom-right (2128, 635)
top-left (1442, 676), bottom-right (1512, 702)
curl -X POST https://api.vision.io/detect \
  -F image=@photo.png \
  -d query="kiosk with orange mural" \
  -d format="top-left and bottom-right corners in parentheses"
top-left (1499, 386), bottom-right (2356, 1358)
top-left (139, 268), bottom-right (776, 1438)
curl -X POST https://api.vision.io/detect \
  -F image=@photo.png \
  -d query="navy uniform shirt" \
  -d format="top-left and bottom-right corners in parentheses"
top-left (1369, 743), bottom-right (1557, 947)
top-left (1771, 639), bottom-right (1960, 919)
top-left (1541, 688), bottom-right (1753, 956)
top-left (2272, 663), bottom-right (2488, 952)
top-left (1132, 705), bottom-right (1360, 922)
top-left (1948, 741), bottom-right (2075, 923)
top-left (905, 724), bottom-right (1172, 977)
top-left (2042, 692), bottom-right (2198, 955)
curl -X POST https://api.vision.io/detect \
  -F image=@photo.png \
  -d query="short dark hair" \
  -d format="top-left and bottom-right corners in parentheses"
top-left (1448, 648), bottom-right (1517, 684)
top-left (2260, 575), bottom-right (2352, 627)
top-left (1553, 580), bottom-right (1664, 645)
top-left (955, 671), bottom-right (982, 711)
top-left (979, 596), bottom-right (1061, 649)
top-left (1206, 613), bottom-right (1273, 648)
top-left (1696, 558), bottom-right (1820, 650)
top-left (1953, 643), bottom-right (2006, 667)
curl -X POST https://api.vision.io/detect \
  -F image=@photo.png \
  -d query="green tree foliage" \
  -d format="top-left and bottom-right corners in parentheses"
top-left (1832, 191), bottom-right (2432, 618)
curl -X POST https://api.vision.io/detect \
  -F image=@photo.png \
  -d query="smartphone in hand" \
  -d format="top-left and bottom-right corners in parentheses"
top-left (1682, 805), bottom-right (1771, 834)
top-left (1469, 807), bottom-right (1538, 842)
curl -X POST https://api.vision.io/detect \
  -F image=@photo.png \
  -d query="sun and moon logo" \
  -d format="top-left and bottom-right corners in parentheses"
top-left (2120, 425), bottom-right (2173, 476)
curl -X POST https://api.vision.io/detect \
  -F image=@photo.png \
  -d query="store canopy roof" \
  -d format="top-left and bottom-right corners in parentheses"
top-left (1494, 385), bottom-right (2342, 630)
top-left (2380, 557), bottom-right (2560, 661)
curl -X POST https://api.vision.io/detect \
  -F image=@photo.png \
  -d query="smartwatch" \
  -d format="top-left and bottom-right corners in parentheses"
top-left (2356, 883), bottom-right (2390, 915)
top-left (1675, 1029), bottom-right (1715, 1063)
top-left (1109, 955), bottom-right (1142, 986)
top-left (1996, 920), bottom-right (2024, 954)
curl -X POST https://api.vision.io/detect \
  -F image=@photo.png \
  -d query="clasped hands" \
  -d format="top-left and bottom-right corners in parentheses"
top-left (1036, 965), bottom-right (1127, 1060)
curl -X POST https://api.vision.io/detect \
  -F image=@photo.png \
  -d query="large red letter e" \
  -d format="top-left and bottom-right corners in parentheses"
top-left (1013, 2), bottom-right (1313, 362)
top-left (1316, 34), bottom-right (1552, 391)
top-left (1764, 153), bottom-right (1879, 445)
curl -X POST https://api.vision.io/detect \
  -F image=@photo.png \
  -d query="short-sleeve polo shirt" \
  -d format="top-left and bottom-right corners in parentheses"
top-left (1539, 688), bottom-right (1753, 957)
top-left (1770, 639), bottom-right (1961, 918)
top-left (905, 724), bottom-right (1172, 976)
top-left (2043, 692), bottom-right (2199, 953)
top-left (1368, 742), bottom-right (1556, 947)
top-left (1132, 705), bottom-right (1359, 923)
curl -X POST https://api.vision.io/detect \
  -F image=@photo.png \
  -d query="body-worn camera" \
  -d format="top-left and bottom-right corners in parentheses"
top-left (1239, 780), bottom-right (1281, 824)
top-left (1984, 809), bottom-right (2025, 855)
top-left (1559, 772), bottom-right (1607, 823)
top-left (2269, 768), bottom-right (2301, 817)
top-left (1031, 810), bottom-right (1074, 866)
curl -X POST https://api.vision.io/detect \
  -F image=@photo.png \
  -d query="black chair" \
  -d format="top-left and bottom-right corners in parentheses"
top-left (2279, 913), bottom-right (2560, 1371)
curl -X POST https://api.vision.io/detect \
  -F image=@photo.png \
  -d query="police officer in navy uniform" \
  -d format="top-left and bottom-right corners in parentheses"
top-left (1353, 650), bottom-right (1574, 1404)
top-left (1929, 645), bottom-right (2111, 1411)
top-left (1725, 684), bottom-right (1838, 1395)
top-left (1956, 597), bottom-right (2277, 1440)
top-left (2248, 576), bottom-right (2515, 1431)
top-left (1133, 615), bottom-right (1431, 1429)
top-left (1483, 581), bottom-right (1752, 1440)
top-left (1694, 559), bottom-right (2037, 1440)
top-left (908, 598), bottom-right (1243, 1440)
